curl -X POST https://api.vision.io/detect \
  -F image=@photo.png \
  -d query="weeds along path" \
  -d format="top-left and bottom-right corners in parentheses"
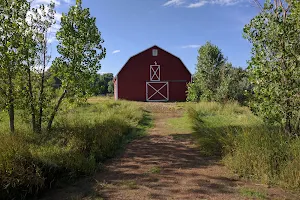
top-left (41, 103), bottom-right (298, 200)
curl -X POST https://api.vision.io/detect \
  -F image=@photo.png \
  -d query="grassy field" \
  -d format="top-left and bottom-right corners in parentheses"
top-left (1, 98), bottom-right (299, 199)
top-left (0, 97), bottom-right (151, 199)
top-left (187, 101), bottom-right (300, 190)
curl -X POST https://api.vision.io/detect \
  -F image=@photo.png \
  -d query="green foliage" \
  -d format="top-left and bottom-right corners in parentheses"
top-left (107, 79), bottom-right (114, 94)
top-left (0, 0), bottom-right (31, 132)
top-left (239, 188), bottom-right (267, 199)
top-left (52, 0), bottom-right (106, 97)
top-left (47, 0), bottom-right (106, 130)
top-left (0, 99), bottom-right (150, 199)
top-left (187, 42), bottom-right (225, 102)
top-left (21, 2), bottom-right (57, 133)
top-left (244, 0), bottom-right (300, 134)
top-left (0, 135), bottom-right (44, 199)
top-left (149, 166), bottom-right (161, 174)
top-left (189, 101), bottom-right (300, 189)
top-left (188, 102), bottom-right (259, 156)
top-left (187, 42), bottom-right (250, 104)
top-left (92, 73), bottom-right (114, 95)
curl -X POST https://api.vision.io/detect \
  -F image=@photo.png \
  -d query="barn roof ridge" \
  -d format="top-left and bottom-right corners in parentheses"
top-left (115, 45), bottom-right (191, 77)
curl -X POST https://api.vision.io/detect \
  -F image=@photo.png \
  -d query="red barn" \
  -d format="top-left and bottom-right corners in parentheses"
top-left (114, 45), bottom-right (192, 102)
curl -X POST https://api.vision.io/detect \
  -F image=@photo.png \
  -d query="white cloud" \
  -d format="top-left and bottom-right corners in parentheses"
top-left (163, 0), bottom-right (245, 8)
top-left (48, 24), bottom-right (61, 43)
top-left (182, 44), bottom-right (201, 48)
top-left (163, 0), bottom-right (185, 6)
top-left (28, 0), bottom-right (74, 44)
top-left (62, 0), bottom-right (72, 4)
top-left (112, 50), bottom-right (121, 54)
top-left (32, 0), bottom-right (61, 7)
top-left (54, 12), bottom-right (62, 22)
top-left (187, 0), bottom-right (242, 7)
top-left (187, 1), bottom-right (207, 7)
top-left (31, 0), bottom-right (73, 7)
top-left (212, 0), bottom-right (241, 5)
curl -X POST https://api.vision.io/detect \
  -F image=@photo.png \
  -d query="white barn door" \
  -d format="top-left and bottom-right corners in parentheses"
top-left (146, 62), bottom-right (169, 102)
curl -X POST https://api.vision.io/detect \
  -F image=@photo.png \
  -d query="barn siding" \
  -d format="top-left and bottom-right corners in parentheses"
top-left (115, 46), bottom-right (191, 102)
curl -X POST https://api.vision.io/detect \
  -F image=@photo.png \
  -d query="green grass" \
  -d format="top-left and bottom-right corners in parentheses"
top-left (149, 166), bottom-right (161, 174)
top-left (188, 101), bottom-right (300, 190)
top-left (0, 97), bottom-right (151, 199)
top-left (120, 180), bottom-right (139, 189)
top-left (187, 101), bottom-right (262, 156)
top-left (167, 113), bottom-right (192, 134)
top-left (239, 188), bottom-right (267, 199)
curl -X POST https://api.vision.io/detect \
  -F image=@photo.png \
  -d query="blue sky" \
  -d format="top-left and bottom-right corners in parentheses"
top-left (37, 0), bottom-right (261, 75)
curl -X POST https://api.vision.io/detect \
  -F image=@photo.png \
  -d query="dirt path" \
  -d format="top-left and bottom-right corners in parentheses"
top-left (41, 103), bottom-right (298, 200)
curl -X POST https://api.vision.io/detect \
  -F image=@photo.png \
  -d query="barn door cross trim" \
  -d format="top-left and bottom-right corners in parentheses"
top-left (150, 61), bottom-right (160, 81)
top-left (146, 82), bottom-right (169, 102)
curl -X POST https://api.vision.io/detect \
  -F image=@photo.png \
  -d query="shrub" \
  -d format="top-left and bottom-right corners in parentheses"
top-left (279, 138), bottom-right (300, 189)
top-left (0, 135), bottom-right (44, 199)
top-left (189, 101), bottom-right (300, 189)
top-left (223, 128), bottom-right (290, 184)
top-left (0, 99), bottom-right (149, 199)
top-left (188, 101), bottom-right (259, 156)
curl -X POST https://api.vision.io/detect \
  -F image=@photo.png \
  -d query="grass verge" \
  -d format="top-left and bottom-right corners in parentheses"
top-left (188, 101), bottom-right (300, 190)
top-left (0, 98), bottom-right (151, 199)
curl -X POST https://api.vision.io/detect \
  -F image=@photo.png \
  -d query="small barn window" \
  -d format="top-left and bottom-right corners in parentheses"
top-left (152, 49), bottom-right (158, 56)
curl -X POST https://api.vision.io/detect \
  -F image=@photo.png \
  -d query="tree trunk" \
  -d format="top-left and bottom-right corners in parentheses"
top-left (47, 90), bottom-right (67, 131)
top-left (26, 66), bottom-right (36, 132)
top-left (8, 76), bottom-right (15, 133)
top-left (37, 39), bottom-right (47, 133)
top-left (285, 99), bottom-right (293, 135)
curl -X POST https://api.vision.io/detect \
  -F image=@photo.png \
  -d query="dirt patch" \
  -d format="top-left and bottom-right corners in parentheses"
top-left (40, 103), bottom-right (299, 200)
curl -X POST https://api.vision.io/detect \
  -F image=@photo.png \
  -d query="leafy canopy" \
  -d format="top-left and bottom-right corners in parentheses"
top-left (52, 0), bottom-right (106, 98)
top-left (244, 0), bottom-right (300, 134)
top-left (187, 42), bottom-right (249, 104)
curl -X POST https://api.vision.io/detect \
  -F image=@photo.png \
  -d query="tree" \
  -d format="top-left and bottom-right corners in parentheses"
top-left (187, 42), bottom-right (226, 102)
top-left (48, 0), bottom-right (106, 130)
top-left (0, 0), bottom-right (30, 133)
top-left (227, 67), bottom-right (250, 105)
top-left (22, 2), bottom-right (56, 133)
top-left (107, 80), bottom-right (114, 94)
top-left (244, 0), bottom-right (300, 134)
top-left (187, 42), bottom-right (250, 104)
top-left (92, 73), bottom-right (114, 95)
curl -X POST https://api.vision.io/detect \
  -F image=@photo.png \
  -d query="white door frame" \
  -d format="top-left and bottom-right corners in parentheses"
top-left (146, 81), bottom-right (169, 102)
top-left (150, 62), bottom-right (160, 81)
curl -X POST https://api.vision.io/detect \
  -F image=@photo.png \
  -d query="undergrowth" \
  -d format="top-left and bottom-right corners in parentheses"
top-left (0, 98), bottom-right (151, 199)
top-left (188, 101), bottom-right (300, 190)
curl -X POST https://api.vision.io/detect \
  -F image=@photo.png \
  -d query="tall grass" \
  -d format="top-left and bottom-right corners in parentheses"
top-left (188, 101), bottom-right (300, 189)
top-left (0, 98), bottom-right (150, 199)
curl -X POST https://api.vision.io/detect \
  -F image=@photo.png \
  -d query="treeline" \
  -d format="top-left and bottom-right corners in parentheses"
top-left (93, 73), bottom-right (114, 95)
top-left (0, 0), bottom-right (106, 133)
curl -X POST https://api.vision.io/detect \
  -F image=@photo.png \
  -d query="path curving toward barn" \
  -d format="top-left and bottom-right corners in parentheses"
top-left (41, 103), bottom-right (298, 200)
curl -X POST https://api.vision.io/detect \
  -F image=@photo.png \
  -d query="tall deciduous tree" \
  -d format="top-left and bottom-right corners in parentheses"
top-left (244, 0), bottom-right (300, 134)
top-left (187, 42), bottom-right (226, 102)
top-left (187, 42), bottom-right (249, 104)
top-left (48, 0), bottom-right (106, 130)
top-left (23, 2), bottom-right (56, 133)
top-left (0, 0), bottom-right (30, 133)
